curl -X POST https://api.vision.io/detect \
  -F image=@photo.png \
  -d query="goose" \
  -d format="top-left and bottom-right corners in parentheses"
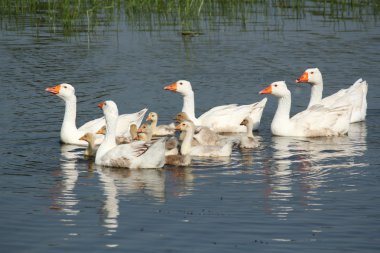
top-left (239, 117), bottom-right (259, 149)
top-left (79, 133), bottom-right (97, 157)
top-left (138, 123), bottom-right (179, 156)
top-left (135, 125), bottom-right (190, 166)
top-left (46, 83), bottom-right (147, 146)
top-left (146, 112), bottom-right (175, 136)
top-left (174, 112), bottom-right (239, 146)
top-left (175, 121), bottom-right (233, 157)
top-left (259, 81), bottom-right (351, 137)
top-left (97, 124), bottom-right (138, 144)
top-left (164, 80), bottom-right (267, 132)
top-left (296, 68), bottom-right (367, 123)
top-left (95, 100), bottom-right (166, 169)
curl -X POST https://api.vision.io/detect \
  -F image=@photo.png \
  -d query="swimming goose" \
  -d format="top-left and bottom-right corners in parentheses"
top-left (175, 121), bottom-right (233, 157)
top-left (239, 117), bottom-right (259, 149)
top-left (164, 80), bottom-right (267, 132)
top-left (46, 83), bottom-right (147, 146)
top-left (97, 124), bottom-right (138, 144)
top-left (174, 111), bottom-right (239, 146)
top-left (79, 133), bottom-right (97, 157)
top-left (138, 123), bottom-right (179, 156)
top-left (95, 100), bottom-right (166, 169)
top-left (146, 112), bottom-right (175, 136)
top-left (296, 68), bottom-right (367, 123)
top-left (259, 81), bottom-right (351, 137)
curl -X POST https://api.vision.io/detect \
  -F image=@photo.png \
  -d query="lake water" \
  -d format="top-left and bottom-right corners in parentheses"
top-left (0, 2), bottom-right (379, 252)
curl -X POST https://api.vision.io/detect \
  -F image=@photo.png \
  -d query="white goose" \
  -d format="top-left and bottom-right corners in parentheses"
top-left (175, 121), bottom-right (233, 157)
top-left (95, 100), bottom-right (166, 169)
top-left (259, 81), bottom-right (352, 137)
top-left (146, 112), bottom-right (175, 136)
top-left (46, 83), bottom-right (147, 146)
top-left (296, 68), bottom-right (367, 123)
top-left (164, 80), bottom-right (267, 132)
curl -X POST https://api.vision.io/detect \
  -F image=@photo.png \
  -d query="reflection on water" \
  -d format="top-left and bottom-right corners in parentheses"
top-left (51, 144), bottom-right (196, 246)
top-left (49, 145), bottom-right (82, 239)
top-left (264, 123), bottom-right (367, 220)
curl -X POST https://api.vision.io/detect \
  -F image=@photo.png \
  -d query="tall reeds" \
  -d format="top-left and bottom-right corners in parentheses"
top-left (0, 0), bottom-right (378, 36)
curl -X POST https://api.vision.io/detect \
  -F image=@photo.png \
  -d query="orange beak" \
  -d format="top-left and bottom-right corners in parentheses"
top-left (164, 82), bottom-right (177, 92)
top-left (174, 124), bottom-right (182, 131)
top-left (98, 102), bottom-right (105, 109)
top-left (137, 128), bottom-right (143, 133)
top-left (296, 72), bottom-right (309, 83)
top-left (96, 127), bottom-right (105, 135)
top-left (146, 114), bottom-right (152, 121)
top-left (259, 85), bottom-right (272, 94)
top-left (79, 135), bottom-right (86, 141)
top-left (45, 85), bottom-right (61, 95)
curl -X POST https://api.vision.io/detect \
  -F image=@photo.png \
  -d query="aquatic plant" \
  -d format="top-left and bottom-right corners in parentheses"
top-left (0, 0), bottom-right (378, 36)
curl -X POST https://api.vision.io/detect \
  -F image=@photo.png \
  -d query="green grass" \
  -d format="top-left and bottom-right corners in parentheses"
top-left (0, 0), bottom-right (378, 36)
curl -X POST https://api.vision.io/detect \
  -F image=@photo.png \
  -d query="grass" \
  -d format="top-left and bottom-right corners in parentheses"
top-left (0, 0), bottom-right (378, 36)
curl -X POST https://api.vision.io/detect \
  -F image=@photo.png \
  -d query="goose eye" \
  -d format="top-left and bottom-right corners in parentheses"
top-left (64, 86), bottom-right (67, 88)
top-left (274, 84), bottom-right (278, 87)
top-left (311, 72), bottom-right (314, 74)
top-left (179, 82), bottom-right (183, 85)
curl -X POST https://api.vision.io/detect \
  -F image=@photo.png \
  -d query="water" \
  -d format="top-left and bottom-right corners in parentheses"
top-left (0, 2), bottom-right (380, 252)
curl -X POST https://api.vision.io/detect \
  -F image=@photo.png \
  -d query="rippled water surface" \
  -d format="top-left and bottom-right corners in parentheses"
top-left (0, 2), bottom-right (380, 252)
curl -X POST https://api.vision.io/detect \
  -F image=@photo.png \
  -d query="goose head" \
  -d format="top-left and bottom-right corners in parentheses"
top-left (240, 117), bottom-right (252, 126)
top-left (259, 81), bottom-right (290, 98)
top-left (98, 100), bottom-right (118, 120)
top-left (96, 125), bottom-right (106, 135)
top-left (146, 112), bottom-right (158, 122)
top-left (164, 80), bottom-right (193, 95)
top-left (174, 112), bottom-right (190, 123)
top-left (296, 68), bottom-right (322, 85)
top-left (46, 83), bottom-right (75, 100)
top-left (137, 123), bottom-right (152, 134)
top-left (79, 132), bottom-right (96, 144)
top-left (175, 120), bottom-right (195, 132)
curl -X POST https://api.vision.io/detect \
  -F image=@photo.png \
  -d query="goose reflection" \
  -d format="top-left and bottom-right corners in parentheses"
top-left (49, 144), bottom-right (82, 235)
top-left (264, 122), bottom-right (367, 220)
top-left (94, 163), bottom-right (195, 234)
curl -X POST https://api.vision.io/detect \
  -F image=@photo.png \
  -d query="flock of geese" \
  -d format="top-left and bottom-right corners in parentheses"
top-left (46, 68), bottom-right (368, 169)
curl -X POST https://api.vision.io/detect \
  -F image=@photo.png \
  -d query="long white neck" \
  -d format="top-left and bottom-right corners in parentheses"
top-left (307, 78), bottom-right (323, 108)
top-left (182, 91), bottom-right (197, 122)
top-left (271, 93), bottom-right (292, 134)
top-left (95, 114), bottom-right (118, 164)
top-left (180, 127), bottom-right (194, 155)
top-left (61, 96), bottom-right (78, 136)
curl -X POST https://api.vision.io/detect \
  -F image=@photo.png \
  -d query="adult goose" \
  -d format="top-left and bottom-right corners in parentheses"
top-left (296, 68), bottom-right (367, 123)
top-left (95, 100), bottom-right (166, 169)
top-left (259, 81), bottom-right (351, 137)
top-left (46, 83), bottom-right (147, 146)
top-left (164, 80), bottom-right (267, 132)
